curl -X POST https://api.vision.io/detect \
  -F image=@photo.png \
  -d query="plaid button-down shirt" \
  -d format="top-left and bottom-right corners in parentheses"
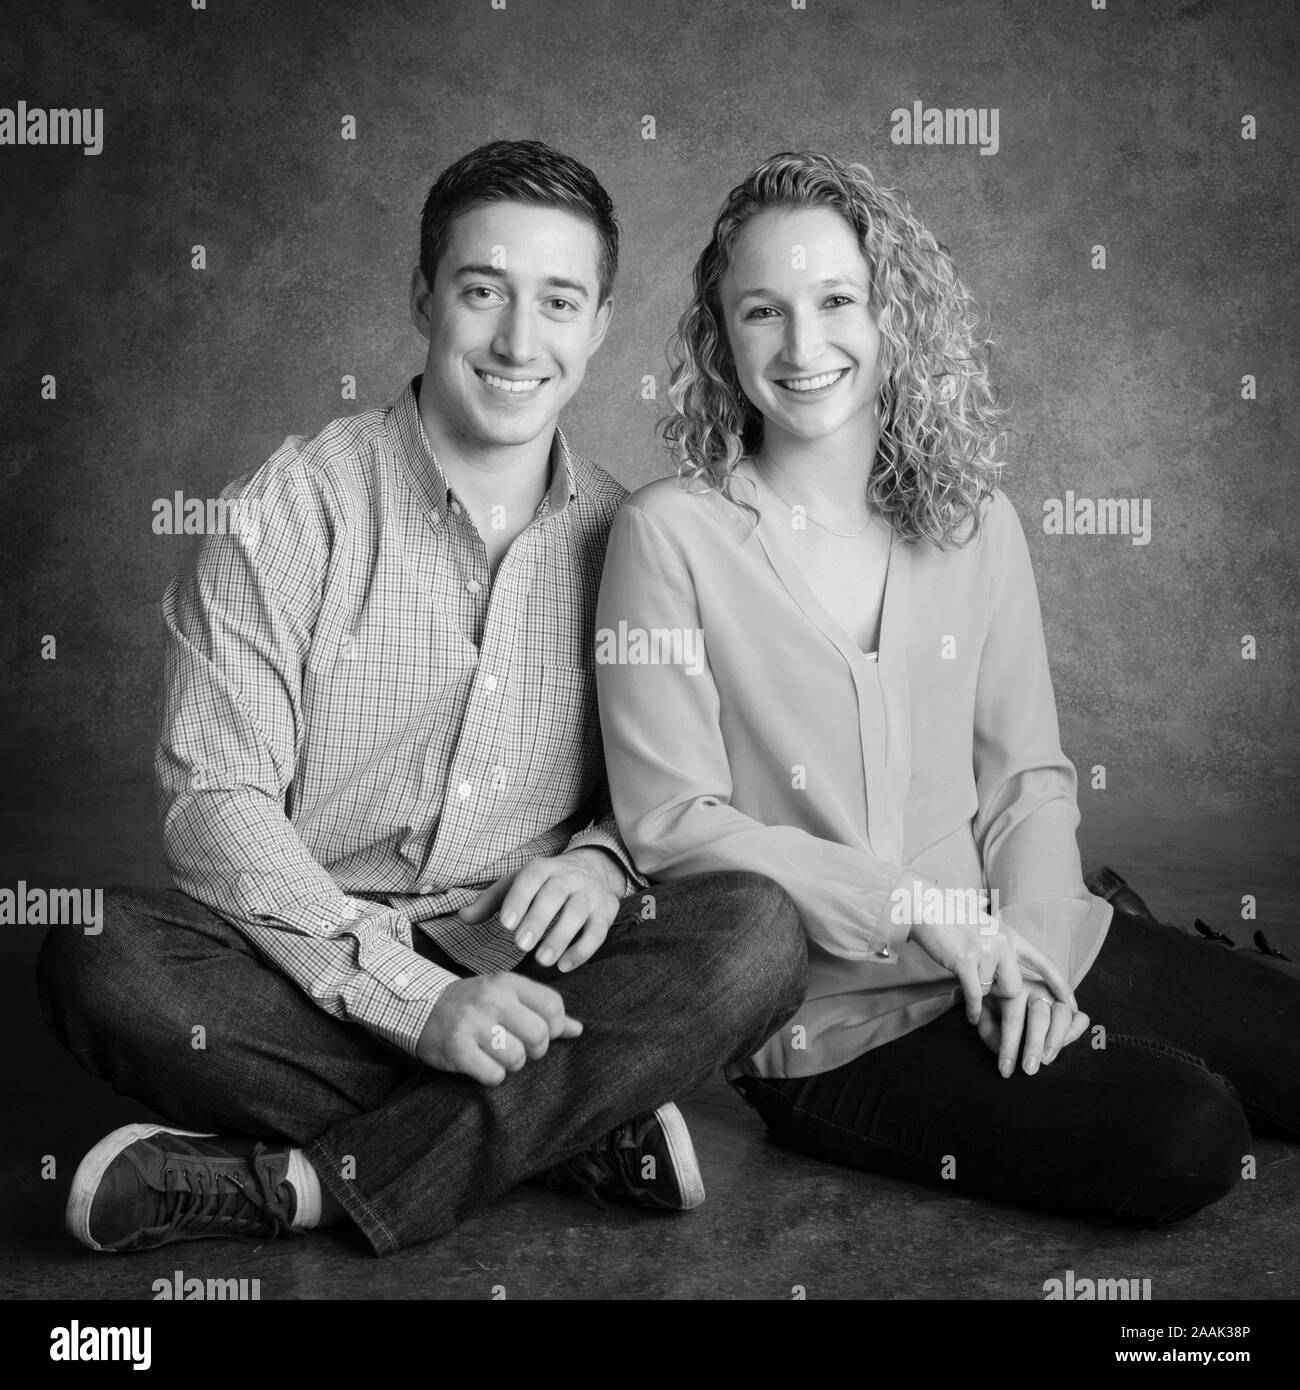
top-left (157, 377), bottom-right (641, 1057)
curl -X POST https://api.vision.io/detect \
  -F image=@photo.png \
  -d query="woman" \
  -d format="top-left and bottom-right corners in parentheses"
top-left (594, 151), bottom-right (1298, 1224)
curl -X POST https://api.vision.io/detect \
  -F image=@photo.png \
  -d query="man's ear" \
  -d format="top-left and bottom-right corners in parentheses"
top-left (409, 265), bottom-right (433, 340)
top-left (588, 296), bottom-right (614, 356)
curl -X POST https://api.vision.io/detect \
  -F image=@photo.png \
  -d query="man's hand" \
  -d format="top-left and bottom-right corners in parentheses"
top-left (416, 972), bottom-right (582, 1085)
top-left (457, 849), bottom-right (624, 972)
top-left (976, 980), bottom-right (1090, 1078)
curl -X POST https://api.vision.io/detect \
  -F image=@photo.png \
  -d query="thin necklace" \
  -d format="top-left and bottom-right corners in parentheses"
top-left (753, 465), bottom-right (874, 538)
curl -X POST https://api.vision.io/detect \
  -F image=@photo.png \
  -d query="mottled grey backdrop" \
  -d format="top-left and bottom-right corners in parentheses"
top-left (3, 0), bottom-right (1297, 861)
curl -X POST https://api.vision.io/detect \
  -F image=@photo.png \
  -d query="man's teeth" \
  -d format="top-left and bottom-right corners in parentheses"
top-left (778, 370), bottom-right (845, 393)
top-left (480, 372), bottom-right (544, 393)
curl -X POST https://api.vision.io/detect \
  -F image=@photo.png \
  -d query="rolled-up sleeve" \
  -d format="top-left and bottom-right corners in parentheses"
top-left (596, 501), bottom-right (926, 964)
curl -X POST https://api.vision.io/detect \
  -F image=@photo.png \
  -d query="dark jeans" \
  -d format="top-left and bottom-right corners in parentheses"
top-left (734, 916), bottom-right (1300, 1225)
top-left (37, 872), bottom-right (806, 1255)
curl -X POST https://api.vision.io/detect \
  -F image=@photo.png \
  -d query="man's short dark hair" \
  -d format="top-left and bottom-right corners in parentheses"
top-left (420, 139), bottom-right (620, 303)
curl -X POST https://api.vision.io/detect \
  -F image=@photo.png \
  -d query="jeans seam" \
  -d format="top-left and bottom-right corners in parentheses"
top-left (1104, 1032), bottom-right (1251, 1114)
top-left (304, 1135), bottom-right (398, 1257)
top-left (1102, 1031), bottom-right (1210, 1069)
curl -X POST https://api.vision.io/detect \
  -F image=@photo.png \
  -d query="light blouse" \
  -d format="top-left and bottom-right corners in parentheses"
top-left (594, 472), bottom-right (1112, 1079)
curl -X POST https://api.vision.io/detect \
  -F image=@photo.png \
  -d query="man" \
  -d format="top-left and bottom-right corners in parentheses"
top-left (38, 140), bottom-right (806, 1257)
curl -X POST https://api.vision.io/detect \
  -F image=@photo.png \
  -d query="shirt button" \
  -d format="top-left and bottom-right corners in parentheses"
top-left (483, 674), bottom-right (498, 691)
top-left (449, 500), bottom-right (462, 516)
top-left (458, 781), bottom-right (473, 798)
top-left (466, 579), bottom-right (482, 595)
top-left (395, 972), bottom-right (409, 989)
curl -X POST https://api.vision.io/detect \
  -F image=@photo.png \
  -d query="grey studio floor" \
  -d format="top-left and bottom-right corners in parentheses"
top-left (2, 791), bottom-right (1297, 1302)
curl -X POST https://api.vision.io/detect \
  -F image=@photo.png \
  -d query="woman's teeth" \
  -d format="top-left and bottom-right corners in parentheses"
top-left (777, 369), bottom-right (846, 393)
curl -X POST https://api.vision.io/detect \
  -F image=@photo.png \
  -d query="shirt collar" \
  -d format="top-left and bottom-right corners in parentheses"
top-left (388, 375), bottom-right (579, 526)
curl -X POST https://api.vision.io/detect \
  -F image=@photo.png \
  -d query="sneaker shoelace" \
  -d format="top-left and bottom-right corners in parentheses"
top-left (151, 1144), bottom-right (294, 1244)
top-left (541, 1117), bottom-right (656, 1211)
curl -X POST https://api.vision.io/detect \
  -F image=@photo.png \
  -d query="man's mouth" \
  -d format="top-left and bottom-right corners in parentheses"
top-left (775, 368), bottom-right (848, 394)
top-left (476, 370), bottom-right (547, 394)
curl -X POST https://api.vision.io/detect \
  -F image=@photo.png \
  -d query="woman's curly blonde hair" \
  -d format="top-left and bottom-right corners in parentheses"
top-left (662, 151), bottom-right (1006, 547)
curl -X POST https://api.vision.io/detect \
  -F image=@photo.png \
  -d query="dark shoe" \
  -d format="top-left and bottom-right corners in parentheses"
top-left (1193, 917), bottom-right (1236, 946)
top-left (1090, 868), bottom-right (1296, 964)
top-left (66, 1123), bottom-right (298, 1252)
top-left (534, 1102), bottom-right (704, 1212)
top-left (1253, 929), bottom-right (1292, 962)
top-left (1086, 866), bottom-right (1165, 929)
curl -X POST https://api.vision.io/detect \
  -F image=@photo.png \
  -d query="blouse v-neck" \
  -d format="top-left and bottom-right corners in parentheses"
top-left (739, 467), bottom-right (897, 667)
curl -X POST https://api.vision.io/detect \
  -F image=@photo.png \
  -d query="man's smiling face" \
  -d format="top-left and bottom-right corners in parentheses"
top-left (411, 200), bottom-right (612, 456)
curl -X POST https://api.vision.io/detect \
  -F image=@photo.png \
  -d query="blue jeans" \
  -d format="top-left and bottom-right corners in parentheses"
top-left (37, 871), bottom-right (806, 1255)
top-left (733, 916), bottom-right (1300, 1225)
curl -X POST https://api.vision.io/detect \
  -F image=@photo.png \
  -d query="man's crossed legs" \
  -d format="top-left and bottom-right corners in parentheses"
top-left (37, 870), bottom-right (804, 1255)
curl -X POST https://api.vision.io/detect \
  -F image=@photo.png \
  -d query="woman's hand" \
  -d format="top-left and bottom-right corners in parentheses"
top-left (910, 914), bottom-right (1077, 1026)
top-left (976, 980), bottom-right (1091, 1078)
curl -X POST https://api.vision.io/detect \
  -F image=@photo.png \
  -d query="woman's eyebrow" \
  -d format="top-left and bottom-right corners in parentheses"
top-left (736, 275), bottom-right (867, 302)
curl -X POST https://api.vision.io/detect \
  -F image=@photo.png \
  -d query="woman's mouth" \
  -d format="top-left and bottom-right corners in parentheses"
top-left (774, 368), bottom-right (848, 395)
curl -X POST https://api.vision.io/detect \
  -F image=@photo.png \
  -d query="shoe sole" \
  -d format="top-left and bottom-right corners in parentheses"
top-left (66, 1123), bottom-right (216, 1252)
top-left (655, 1102), bottom-right (705, 1211)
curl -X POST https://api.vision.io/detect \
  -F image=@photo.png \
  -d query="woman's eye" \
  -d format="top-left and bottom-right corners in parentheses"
top-left (825, 294), bottom-right (853, 308)
top-left (745, 306), bottom-right (778, 320)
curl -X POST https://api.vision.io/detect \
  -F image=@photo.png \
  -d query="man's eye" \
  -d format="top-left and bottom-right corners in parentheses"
top-left (467, 286), bottom-right (500, 301)
top-left (547, 298), bottom-right (576, 313)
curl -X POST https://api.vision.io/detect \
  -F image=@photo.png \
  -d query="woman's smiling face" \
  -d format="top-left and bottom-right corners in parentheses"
top-left (719, 205), bottom-right (884, 454)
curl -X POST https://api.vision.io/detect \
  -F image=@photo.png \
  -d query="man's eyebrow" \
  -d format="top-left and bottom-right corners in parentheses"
top-left (452, 263), bottom-right (507, 280)
top-left (452, 265), bottom-right (591, 299)
top-left (543, 276), bottom-right (591, 299)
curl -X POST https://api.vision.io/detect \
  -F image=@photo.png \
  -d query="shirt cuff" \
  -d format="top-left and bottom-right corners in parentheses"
top-left (348, 928), bottom-right (462, 1057)
top-left (564, 820), bottom-right (646, 893)
top-left (866, 868), bottom-right (946, 964)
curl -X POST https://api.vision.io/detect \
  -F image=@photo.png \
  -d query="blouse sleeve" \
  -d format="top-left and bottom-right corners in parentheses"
top-left (970, 493), bottom-right (1112, 981)
top-left (596, 499), bottom-right (931, 965)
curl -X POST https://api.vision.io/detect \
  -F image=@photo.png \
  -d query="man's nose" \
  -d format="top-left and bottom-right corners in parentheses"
top-left (493, 304), bottom-right (538, 363)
